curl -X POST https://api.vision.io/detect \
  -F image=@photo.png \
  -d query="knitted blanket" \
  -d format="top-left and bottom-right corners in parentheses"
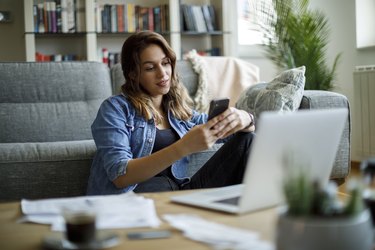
top-left (186, 50), bottom-right (260, 112)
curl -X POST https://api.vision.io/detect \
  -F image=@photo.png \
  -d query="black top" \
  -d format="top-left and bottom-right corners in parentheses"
top-left (152, 128), bottom-right (179, 177)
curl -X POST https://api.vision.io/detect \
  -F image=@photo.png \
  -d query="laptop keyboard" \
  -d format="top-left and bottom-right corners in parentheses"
top-left (214, 196), bottom-right (240, 205)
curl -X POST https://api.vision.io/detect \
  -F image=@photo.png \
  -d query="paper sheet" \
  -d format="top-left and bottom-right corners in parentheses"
top-left (19, 192), bottom-right (161, 231)
top-left (163, 214), bottom-right (274, 250)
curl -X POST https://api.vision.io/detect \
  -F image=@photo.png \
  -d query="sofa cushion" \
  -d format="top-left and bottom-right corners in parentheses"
top-left (236, 66), bottom-right (306, 122)
top-left (0, 140), bottom-right (96, 163)
top-left (0, 62), bottom-right (112, 143)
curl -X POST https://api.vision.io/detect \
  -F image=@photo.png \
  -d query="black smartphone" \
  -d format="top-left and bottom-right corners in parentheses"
top-left (127, 230), bottom-right (171, 240)
top-left (208, 98), bottom-right (230, 120)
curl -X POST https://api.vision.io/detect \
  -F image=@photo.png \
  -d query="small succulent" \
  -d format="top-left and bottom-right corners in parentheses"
top-left (282, 150), bottom-right (364, 217)
top-left (283, 174), bottom-right (364, 217)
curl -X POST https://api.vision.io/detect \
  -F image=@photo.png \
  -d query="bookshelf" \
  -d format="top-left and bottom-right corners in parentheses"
top-left (24, 0), bottom-right (234, 63)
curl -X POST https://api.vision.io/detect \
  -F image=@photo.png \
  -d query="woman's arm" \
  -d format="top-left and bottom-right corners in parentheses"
top-left (113, 117), bottom-right (223, 188)
top-left (209, 107), bottom-right (255, 138)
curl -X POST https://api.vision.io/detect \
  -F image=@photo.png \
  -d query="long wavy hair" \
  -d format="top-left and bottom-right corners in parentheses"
top-left (121, 31), bottom-right (193, 123)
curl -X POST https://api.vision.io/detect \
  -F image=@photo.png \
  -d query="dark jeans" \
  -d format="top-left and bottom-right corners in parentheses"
top-left (133, 132), bottom-right (254, 193)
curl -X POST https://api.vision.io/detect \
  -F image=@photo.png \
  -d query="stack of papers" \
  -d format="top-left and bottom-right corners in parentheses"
top-left (163, 214), bottom-right (274, 250)
top-left (19, 192), bottom-right (161, 231)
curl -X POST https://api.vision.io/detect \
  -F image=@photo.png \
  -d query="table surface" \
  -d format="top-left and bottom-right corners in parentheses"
top-left (0, 190), bottom-right (279, 250)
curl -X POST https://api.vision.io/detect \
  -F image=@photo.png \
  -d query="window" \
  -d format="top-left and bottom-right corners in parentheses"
top-left (236, 0), bottom-right (275, 56)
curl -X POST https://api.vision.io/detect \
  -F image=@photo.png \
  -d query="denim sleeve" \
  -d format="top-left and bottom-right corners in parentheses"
top-left (91, 99), bottom-right (133, 181)
top-left (190, 110), bottom-right (208, 124)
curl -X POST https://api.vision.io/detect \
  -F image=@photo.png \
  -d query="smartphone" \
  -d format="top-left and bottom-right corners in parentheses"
top-left (127, 230), bottom-right (171, 240)
top-left (208, 98), bottom-right (230, 120)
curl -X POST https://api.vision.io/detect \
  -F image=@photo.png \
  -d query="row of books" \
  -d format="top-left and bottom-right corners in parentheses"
top-left (181, 4), bottom-right (217, 33)
top-left (33, 0), bottom-right (85, 33)
top-left (35, 52), bottom-right (83, 61)
top-left (96, 4), bottom-right (169, 33)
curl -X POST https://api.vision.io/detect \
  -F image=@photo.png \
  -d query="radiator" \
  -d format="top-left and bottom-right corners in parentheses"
top-left (353, 65), bottom-right (375, 161)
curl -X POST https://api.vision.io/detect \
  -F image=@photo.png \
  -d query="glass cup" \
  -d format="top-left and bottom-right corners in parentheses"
top-left (62, 207), bottom-right (97, 244)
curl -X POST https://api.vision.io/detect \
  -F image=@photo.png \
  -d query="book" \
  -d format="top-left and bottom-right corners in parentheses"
top-left (123, 4), bottom-right (128, 32)
top-left (208, 5), bottom-right (217, 30)
top-left (33, 4), bottom-right (38, 33)
top-left (50, 1), bottom-right (57, 33)
top-left (148, 7), bottom-right (154, 31)
top-left (117, 4), bottom-right (124, 32)
top-left (202, 5), bottom-right (214, 32)
top-left (37, 3), bottom-right (45, 33)
top-left (164, 4), bottom-right (169, 31)
top-left (61, 0), bottom-right (68, 33)
top-left (56, 0), bottom-right (62, 33)
top-left (75, 0), bottom-right (86, 32)
top-left (43, 2), bottom-right (49, 32)
top-left (138, 6), bottom-right (149, 31)
top-left (191, 5), bottom-right (207, 33)
top-left (111, 4), bottom-right (117, 32)
top-left (101, 4), bottom-right (111, 33)
top-left (153, 6), bottom-right (161, 33)
top-left (66, 0), bottom-right (76, 33)
top-left (134, 5), bottom-right (140, 31)
top-left (95, 3), bottom-right (102, 32)
top-left (181, 5), bottom-right (195, 32)
top-left (127, 3), bottom-right (135, 32)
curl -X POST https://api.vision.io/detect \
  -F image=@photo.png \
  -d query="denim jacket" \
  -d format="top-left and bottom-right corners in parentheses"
top-left (87, 94), bottom-right (210, 195)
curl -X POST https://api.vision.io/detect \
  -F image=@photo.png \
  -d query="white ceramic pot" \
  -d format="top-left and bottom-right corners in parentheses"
top-left (276, 209), bottom-right (374, 250)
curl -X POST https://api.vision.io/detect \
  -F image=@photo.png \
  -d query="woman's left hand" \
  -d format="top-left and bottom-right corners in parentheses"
top-left (209, 107), bottom-right (255, 138)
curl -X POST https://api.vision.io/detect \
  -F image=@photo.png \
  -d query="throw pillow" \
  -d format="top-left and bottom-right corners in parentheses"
top-left (236, 66), bottom-right (306, 122)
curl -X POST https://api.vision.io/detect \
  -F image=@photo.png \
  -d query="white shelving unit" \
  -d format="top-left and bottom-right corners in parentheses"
top-left (24, 0), bottom-right (234, 62)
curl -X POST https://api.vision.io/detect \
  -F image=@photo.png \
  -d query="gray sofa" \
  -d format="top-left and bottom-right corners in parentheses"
top-left (0, 61), bottom-right (351, 202)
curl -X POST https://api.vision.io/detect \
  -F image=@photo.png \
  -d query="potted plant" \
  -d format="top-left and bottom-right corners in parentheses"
top-left (255, 0), bottom-right (341, 90)
top-left (276, 169), bottom-right (373, 250)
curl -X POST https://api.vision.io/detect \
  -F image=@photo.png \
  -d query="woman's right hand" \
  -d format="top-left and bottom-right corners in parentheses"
top-left (176, 118), bottom-right (222, 156)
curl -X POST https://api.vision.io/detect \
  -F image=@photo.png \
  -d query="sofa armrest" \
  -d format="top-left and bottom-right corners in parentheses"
top-left (299, 90), bottom-right (351, 183)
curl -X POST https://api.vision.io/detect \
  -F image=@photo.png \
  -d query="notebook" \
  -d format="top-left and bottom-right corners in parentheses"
top-left (171, 108), bottom-right (348, 214)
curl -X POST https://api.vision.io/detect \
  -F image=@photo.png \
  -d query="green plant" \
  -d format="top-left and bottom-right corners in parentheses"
top-left (283, 173), bottom-right (364, 217)
top-left (256, 0), bottom-right (341, 90)
top-left (281, 150), bottom-right (364, 217)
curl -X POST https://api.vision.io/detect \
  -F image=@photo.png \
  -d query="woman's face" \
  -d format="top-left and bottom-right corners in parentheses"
top-left (138, 44), bottom-right (172, 100)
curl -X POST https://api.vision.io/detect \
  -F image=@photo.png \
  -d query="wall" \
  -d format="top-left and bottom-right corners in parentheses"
top-left (0, 0), bottom-right (25, 61)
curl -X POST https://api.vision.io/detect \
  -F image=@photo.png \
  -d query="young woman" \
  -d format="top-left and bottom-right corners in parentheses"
top-left (87, 31), bottom-right (255, 195)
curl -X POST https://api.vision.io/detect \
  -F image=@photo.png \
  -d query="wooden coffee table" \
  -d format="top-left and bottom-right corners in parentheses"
top-left (0, 190), bottom-right (279, 250)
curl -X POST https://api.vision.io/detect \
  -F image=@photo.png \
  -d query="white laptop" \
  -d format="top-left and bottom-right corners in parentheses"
top-left (171, 108), bottom-right (348, 214)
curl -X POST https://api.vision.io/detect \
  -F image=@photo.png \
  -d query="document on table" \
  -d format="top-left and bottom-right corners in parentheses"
top-left (163, 214), bottom-right (274, 250)
top-left (19, 192), bottom-right (161, 231)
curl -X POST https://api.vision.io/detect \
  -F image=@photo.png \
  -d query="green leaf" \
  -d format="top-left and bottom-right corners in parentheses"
top-left (256, 0), bottom-right (341, 90)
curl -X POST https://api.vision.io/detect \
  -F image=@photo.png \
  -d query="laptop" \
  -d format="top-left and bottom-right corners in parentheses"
top-left (171, 108), bottom-right (348, 214)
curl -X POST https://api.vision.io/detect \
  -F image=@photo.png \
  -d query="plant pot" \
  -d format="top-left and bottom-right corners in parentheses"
top-left (276, 209), bottom-right (374, 250)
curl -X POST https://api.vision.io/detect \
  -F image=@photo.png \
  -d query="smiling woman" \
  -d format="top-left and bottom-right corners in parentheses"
top-left (86, 31), bottom-right (256, 196)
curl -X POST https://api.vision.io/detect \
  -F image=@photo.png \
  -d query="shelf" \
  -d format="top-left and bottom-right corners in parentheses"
top-left (24, 0), bottom-right (234, 62)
